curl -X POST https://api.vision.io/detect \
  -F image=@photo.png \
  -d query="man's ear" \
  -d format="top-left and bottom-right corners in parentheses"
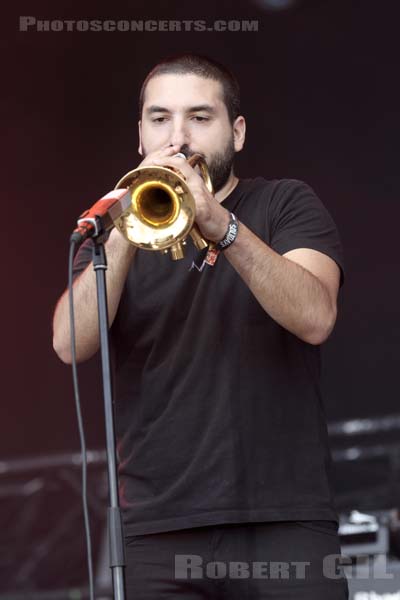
top-left (233, 115), bottom-right (246, 152)
top-left (138, 120), bottom-right (143, 156)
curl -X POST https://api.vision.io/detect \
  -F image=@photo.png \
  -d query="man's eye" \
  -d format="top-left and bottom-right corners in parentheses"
top-left (152, 117), bottom-right (167, 123)
top-left (192, 116), bottom-right (209, 122)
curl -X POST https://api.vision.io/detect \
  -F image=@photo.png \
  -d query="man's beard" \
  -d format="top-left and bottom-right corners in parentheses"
top-left (180, 137), bottom-right (235, 193)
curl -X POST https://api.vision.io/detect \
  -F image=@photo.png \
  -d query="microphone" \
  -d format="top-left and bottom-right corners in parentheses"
top-left (70, 188), bottom-right (132, 245)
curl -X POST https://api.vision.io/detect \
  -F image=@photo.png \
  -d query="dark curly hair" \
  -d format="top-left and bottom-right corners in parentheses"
top-left (138, 53), bottom-right (241, 124)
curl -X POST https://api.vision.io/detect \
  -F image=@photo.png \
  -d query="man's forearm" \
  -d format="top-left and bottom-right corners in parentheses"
top-left (223, 221), bottom-right (336, 345)
top-left (52, 229), bottom-right (136, 363)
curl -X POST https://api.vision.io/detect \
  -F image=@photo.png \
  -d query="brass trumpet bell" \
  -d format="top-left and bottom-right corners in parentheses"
top-left (113, 154), bottom-right (212, 260)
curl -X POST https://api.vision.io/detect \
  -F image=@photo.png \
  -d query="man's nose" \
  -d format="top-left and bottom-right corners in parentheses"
top-left (170, 120), bottom-right (189, 148)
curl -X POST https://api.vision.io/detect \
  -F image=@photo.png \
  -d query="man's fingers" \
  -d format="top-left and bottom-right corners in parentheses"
top-left (138, 145), bottom-right (181, 167)
top-left (147, 155), bottom-right (192, 179)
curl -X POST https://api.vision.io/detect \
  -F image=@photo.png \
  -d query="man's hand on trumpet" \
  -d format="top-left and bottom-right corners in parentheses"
top-left (138, 143), bottom-right (230, 244)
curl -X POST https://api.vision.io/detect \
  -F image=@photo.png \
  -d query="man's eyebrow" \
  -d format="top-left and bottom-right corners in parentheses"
top-left (145, 104), bottom-right (216, 115)
top-left (187, 104), bottom-right (216, 114)
top-left (146, 105), bottom-right (170, 115)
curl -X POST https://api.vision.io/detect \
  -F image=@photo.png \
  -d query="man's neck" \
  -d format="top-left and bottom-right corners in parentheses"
top-left (214, 172), bottom-right (239, 204)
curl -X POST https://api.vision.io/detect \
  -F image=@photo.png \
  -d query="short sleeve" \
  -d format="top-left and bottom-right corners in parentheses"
top-left (72, 239), bottom-right (94, 282)
top-left (269, 179), bottom-right (345, 286)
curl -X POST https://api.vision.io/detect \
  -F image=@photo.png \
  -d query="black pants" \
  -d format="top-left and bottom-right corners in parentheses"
top-left (124, 520), bottom-right (349, 599)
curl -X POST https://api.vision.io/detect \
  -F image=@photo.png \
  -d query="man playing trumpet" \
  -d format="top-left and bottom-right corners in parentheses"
top-left (53, 53), bottom-right (347, 599)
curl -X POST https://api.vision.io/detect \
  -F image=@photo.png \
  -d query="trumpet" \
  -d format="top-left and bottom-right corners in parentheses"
top-left (113, 153), bottom-right (213, 260)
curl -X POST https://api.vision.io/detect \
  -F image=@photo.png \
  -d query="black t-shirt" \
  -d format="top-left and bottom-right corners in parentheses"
top-left (73, 177), bottom-right (345, 536)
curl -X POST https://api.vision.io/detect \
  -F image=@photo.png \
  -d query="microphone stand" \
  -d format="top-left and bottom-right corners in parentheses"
top-left (92, 238), bottom-right (126, 600)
